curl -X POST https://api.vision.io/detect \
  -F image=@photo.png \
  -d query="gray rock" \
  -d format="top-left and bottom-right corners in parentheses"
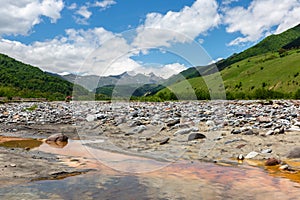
top-left (86, 115), bottom-right (96, 122)
top-left (132, 125), bottom-right (147, 133)
top-left (286, 147), bottom-right (300, 158)
top-left (167, 119), bottom-right (180, 127)
top-left (174, 127), bottom-right (198, 136)
top-left (159, 137), bottom-right (170, 145)
top-left (261, 149), bottom-right (272, 154)
top-left (231, 129), bottom-right (241, 134)
top-left (265, 130), bottom-right (274, 136)
top-left (188, 133), bottom-right (206, 141)
top-left (245, 151), bottom-right (259, 159)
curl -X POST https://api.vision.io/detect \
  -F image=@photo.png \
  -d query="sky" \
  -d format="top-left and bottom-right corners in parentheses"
top-left (0, 0), bottom-right (299, 78)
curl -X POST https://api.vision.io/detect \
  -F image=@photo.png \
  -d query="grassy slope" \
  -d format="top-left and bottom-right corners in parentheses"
top-left (155, 50), bottom-right (300, 99)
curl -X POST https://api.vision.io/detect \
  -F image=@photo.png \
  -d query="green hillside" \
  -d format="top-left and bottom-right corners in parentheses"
top-left (216, 24), bottom-right (300, 70)
top-left (0, 54), bottom-right (88, 100)
top-left (150, 24), bottom-right (300, 101)
top-left (154, 49), bottom-right (300, 100)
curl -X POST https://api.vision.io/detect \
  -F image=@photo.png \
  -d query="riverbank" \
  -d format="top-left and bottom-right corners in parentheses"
top-left (0, 100), bottom-right (300, 186)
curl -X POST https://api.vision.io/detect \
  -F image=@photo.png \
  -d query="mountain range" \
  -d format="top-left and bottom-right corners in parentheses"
top-left (62, 72), bottom-right (164, 91)
top-left (0, 24), bottom-right (300, 101)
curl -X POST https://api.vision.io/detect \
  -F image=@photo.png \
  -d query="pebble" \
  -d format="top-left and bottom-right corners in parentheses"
top-left (245, 151), bottom-right (259, 159)
top-left (174, 127), bottom-right (198, 136)
top-left (187, 133), bottom-right (206, 141)
top-left (265, 158), bottom-right (281, 166)
top-left (261, 149), bottom-right (272, 154)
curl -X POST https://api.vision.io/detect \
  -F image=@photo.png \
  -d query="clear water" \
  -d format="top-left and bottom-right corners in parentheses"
top-left (0, 137), bottom-right (300, 200)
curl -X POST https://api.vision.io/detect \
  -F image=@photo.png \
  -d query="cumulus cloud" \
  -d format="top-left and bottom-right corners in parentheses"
top-left (223, 0), bottom-right (300, 45)
top-left (94, 0), bottom-right (116, 9)
top-left (0, 27), bottom-right (120, 75)
top-left (0, 0), bottom-right (64, 36)
top-left (133, 0), bottom-right (221, 48)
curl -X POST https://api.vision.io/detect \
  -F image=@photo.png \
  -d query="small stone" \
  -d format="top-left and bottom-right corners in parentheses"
top-left (86, 115), bottom-right (96, 122)
top-left (265, 130), bottom-right (274, 136)
top-left (188, 133), bottom-right (206, 141)
top-left (279, 164), bottom-right (289, 170)
top-left (245, 151), bottom-right (259, 159)
top-left (243, 129), bottom-right (254, 135)
top-left (261, 149), bottom-right (272, 154)
top-left (206, 120), bottom-right (215, 127)
top-left (9, 163), bottom-right (16, 167)
top-left (231, 129), bottom-right (241, 134)
top-left (166, 119), bottom-right (180, 127)
top-left (265, 158), bottom-right (281, 166)
top-left (237, 154), bottom-right (244, 160)
top-left (159, 137), bottom-right (170, 145)
top-left (174, 127), bottom-right (198, 136)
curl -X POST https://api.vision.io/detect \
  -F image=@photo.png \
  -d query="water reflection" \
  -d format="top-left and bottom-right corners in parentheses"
top-left (0, 136), bottom-right (300, 199)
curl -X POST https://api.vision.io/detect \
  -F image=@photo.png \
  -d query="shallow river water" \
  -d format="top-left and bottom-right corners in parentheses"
top-left (0, 139), bottom-right (300, 200)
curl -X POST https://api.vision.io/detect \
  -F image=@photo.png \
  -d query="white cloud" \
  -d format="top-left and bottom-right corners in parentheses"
top-left (133, 0), bottom-right (220, 48)
top-left (94, 0), bottom-right (116, 9)
top-left (222, 0), bottom-right (239, 5)
top-left (76, 6), bottom-right (92, 19)
top-left (74, 6), bottom-right (92, 24)
top-left (68, 3), bottom-right (77, 10)
top-left (0, 27), bottom-right (123, 75)
top-left (72, 0), bottom-right (117, 25)
top-left (223, 0), bottom-right (300, 45)
top-left (0, 0), bottom-right (64, 36)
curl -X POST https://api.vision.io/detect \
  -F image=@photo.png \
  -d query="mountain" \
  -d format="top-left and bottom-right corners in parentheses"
top-left (0, 54), bottom-right (89, 100)
top-left (64, 72), bottom-right (165, 91)
top-left (151, 24), bottom-right (300, 100)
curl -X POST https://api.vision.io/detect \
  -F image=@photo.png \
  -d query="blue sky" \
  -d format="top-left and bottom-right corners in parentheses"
top-left (0, 0), bottom-right (299, 78)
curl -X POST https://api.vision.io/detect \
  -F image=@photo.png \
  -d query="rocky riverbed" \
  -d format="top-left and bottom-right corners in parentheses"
top-left (1, 100), bottom-right (300, 185)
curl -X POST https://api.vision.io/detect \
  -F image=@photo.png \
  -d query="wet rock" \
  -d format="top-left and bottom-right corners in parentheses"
top-left (45, 133), bottom-right (68, 142)
top-left (265, 158), bottom-right (281, 166)
top-left (245, 151), bottom-right (259, 159)
top-left (279, 164), bottom-right (289, 170)
top-left (286, 147), bottom-right (300, 158)
top-left (188, 133), bottom-right (206, 141)
top-left (237, 154), bottom-right (244, 160)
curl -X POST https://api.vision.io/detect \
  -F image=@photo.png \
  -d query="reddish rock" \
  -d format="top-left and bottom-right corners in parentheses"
top-left (265, 158), bottom-right (281, 166)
